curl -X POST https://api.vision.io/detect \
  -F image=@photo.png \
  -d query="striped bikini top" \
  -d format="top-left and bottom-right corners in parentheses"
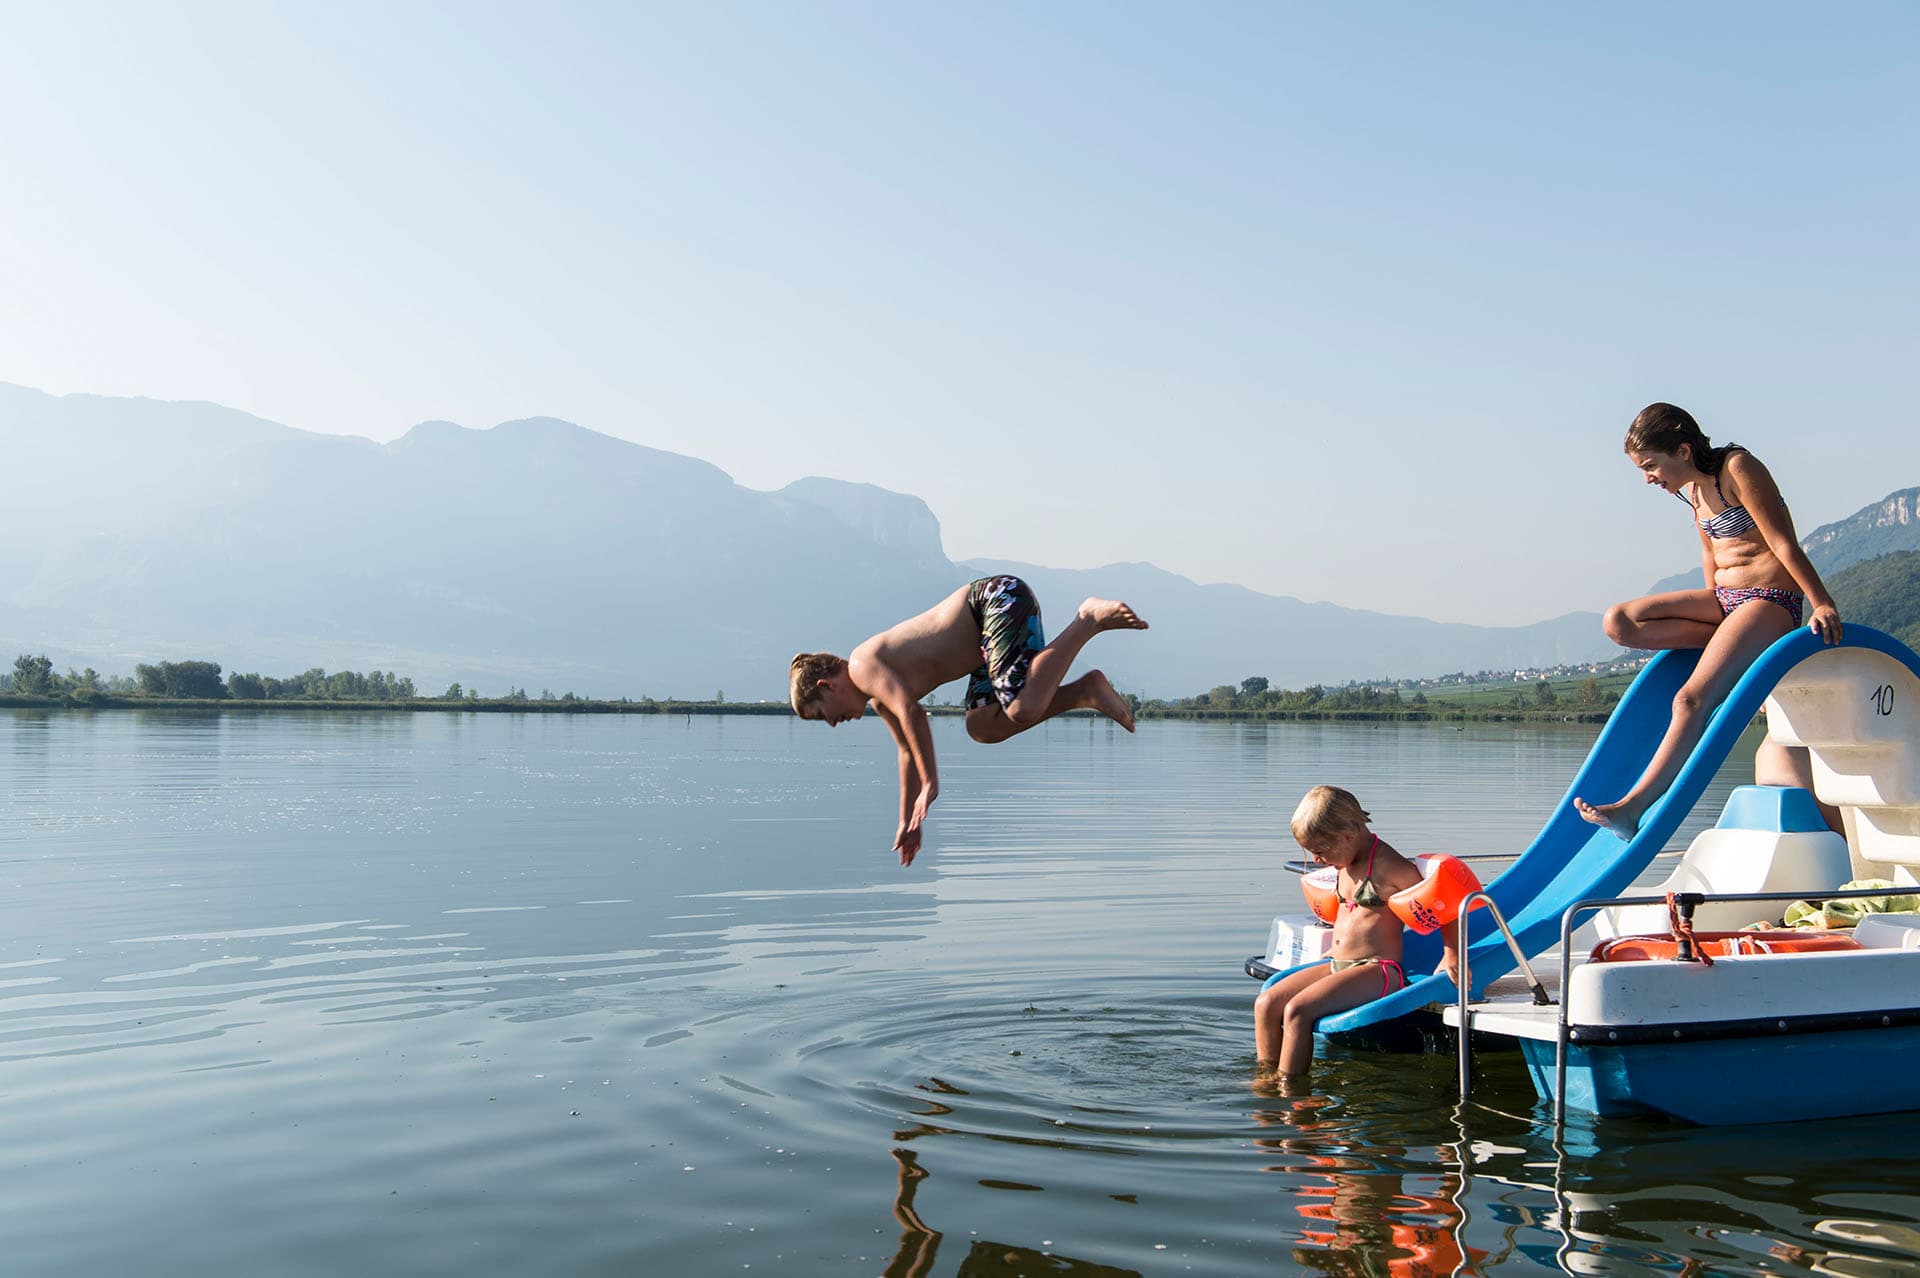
top-left (1683, 455), bottom-right (1758, 540)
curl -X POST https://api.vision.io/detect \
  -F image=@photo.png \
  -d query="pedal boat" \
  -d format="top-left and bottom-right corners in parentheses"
top-left (1247, 628), bottom-right (1920, 1125)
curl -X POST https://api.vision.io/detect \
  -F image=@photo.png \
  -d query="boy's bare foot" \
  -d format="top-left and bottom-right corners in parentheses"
top-left (1078, 597), bottom-right (1149, 632)
top-left (1084, 670), bottom-right (1136, 732)
top-left (1574, 796), bottom-right (1642, 839)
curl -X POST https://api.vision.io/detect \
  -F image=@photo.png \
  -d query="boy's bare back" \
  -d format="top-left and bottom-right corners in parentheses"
top-left (847, 583), bottom-right (984, 701)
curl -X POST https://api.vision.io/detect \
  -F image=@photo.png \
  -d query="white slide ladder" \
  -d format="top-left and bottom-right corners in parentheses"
top-left (1766, 646), bottom-right (1920, 887)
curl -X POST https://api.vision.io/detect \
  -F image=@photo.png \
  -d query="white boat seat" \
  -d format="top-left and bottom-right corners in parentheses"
top-left (1853, 913), bottom-right (1920, 950)
top-left (1599, 786), bottom-right (1852, 937)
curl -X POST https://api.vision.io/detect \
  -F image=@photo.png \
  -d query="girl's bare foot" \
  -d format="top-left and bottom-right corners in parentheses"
top-left (1574, 796), bottom-right (1643, 838)
top-left (1083, 670), bottom-right (1136, 732)
top-left (1078, 597), bottom-right (1149, 631)
top-left (1249, 1059), bottom-right (1283, 1095)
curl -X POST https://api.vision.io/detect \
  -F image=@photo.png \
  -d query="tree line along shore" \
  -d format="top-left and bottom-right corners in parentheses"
top-left (3, 654), bottom-right (1636, 723)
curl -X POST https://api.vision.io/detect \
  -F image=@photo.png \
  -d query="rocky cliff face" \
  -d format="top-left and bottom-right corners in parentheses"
top-left (1802, 488), bottom-right (1920, 575)
top-left (773, 478), bottom-right (948, 569)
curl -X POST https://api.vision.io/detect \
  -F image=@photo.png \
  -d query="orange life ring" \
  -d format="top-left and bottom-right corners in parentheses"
top-left (1302, 865), bottom-right (1341, 924)
top-left (1387, 854), bottom-right (1485, 935)
top-left (1590, 929), bottom-right (1864, 963)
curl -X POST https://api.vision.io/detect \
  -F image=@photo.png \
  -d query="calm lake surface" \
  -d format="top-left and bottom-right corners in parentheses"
top-left (4, 709), bottom-right (1919, 1277)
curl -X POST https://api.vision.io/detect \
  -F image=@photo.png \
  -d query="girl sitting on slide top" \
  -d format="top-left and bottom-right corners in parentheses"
top-left (1255, 786), bottom-right (1460, 1084)
top-left (1574, 402), bottom-right (1842, 839)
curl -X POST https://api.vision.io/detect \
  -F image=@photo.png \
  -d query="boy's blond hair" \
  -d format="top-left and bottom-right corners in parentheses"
top-left (1291, 785), bottom-right (1371, 846)
top-left (789, 652), bottom-right (847, 714)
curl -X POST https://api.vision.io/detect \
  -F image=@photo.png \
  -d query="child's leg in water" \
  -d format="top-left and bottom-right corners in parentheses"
top-left (1253, 963), bottom-right (1399, 1079)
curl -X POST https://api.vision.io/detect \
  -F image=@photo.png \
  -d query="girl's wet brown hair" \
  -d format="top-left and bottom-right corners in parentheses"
top-left (1624, 402), bottom-right (1741, 475)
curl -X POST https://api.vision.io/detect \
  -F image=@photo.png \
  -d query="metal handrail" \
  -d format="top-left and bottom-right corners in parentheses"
top-left (1551, 881), bottom-right (1917, 1127)
top-left (1455, 889), bottom-right (1552, 1102)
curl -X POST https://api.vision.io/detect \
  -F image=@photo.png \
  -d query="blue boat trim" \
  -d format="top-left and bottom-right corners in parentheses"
top-left (1568, 1004), bottom-right (1920, 1046)
top-left (1522, 1027), bottom-right (1920, 1124)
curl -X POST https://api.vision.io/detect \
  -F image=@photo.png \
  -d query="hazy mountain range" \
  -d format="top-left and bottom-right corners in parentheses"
top-left (2, 384), bottom-right (1909, 700)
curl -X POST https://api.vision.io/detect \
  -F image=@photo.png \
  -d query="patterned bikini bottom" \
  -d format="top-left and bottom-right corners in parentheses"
top-left (1714, 586), bottom-right (1804, 627)
top-left (1327, 956), bottom-right (1408, 996)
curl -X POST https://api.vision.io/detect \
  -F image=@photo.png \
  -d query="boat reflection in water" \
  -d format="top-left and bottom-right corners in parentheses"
top-left (1243, 1076), bottom-right (1920, 1276)
top-left (1548, 1110), bottom-right (1920, 1276)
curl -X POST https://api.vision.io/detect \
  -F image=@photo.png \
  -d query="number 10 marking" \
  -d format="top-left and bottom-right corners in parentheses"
top-left (1869, 684), bottom-right (1896, 716)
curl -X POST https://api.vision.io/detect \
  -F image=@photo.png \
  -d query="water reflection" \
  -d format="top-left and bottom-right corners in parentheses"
top-left (1253, 1091), bottom-right (1483, 1278)
top-left (0, 710), bottom-right (55, 790)
top-left (1550, 1112), bottom-right (1920, 1275)
top-left (883, 1148), bottom-right (939, 1278)
top-left (1293, 1163), bottom-right (1477, 1278)
top-left (880, 1143), bottom-right (1146, 1278)
top-left (956, 1239), bottom-right (1143, 1277)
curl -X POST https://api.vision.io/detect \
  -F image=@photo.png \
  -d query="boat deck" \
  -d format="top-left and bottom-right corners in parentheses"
top-left (1441, 953), bottom-right (1568, 1042)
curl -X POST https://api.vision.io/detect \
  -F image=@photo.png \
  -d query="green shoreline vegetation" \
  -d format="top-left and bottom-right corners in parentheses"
top-left (3, 653), bottom-right (1640, 723)
top-left (1, 656), bottom-right (792, 716)
top-left (1129, 665), bottom-right (1639, 724)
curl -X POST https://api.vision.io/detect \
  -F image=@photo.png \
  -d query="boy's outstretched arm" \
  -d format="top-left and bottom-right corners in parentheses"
top-left (858, 660), bottom-right (939, 865)
top-left (893, 746), bottom-right (924, 865)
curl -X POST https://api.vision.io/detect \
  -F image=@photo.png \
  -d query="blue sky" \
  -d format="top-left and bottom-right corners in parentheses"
top-left (2, 2), bottom-right (1913, 625)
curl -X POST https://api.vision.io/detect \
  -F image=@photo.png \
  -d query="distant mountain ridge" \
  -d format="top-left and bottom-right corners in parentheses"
top-left (0, 382), bottom-right (1806, 699)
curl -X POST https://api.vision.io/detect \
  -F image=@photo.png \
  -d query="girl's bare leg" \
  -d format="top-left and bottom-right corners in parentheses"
top-left (1254, 965), bottom-right (1329, 1067)
top-left (1754, 738), bottom-right (1846, 834)
top-left (1274, 966), bottom-right (1396, 1077)
top-left (1601, 589), bottom-right (1724, 650)
top-left (1576, 600), bottom-right (1794, 836)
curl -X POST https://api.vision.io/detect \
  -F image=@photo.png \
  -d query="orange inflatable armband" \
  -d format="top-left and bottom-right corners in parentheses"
top-left (1301, 865), bottom-right (1341, 924)
top-left (1387, 853), bottom-right (1484, 935)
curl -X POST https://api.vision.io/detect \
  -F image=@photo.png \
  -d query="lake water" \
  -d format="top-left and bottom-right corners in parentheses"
top-left (4, 709), bottom-right (1919, 1277)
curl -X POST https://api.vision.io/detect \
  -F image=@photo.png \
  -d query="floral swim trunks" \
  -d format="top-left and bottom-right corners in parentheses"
top-left (964, 575), bottom-right (1047, 711)
top-left (1714, 585), bottom-right (1805, 627)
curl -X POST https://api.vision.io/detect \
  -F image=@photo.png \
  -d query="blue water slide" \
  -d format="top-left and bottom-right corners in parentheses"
top-left (1272, 624), bottom-right (1920, 1038)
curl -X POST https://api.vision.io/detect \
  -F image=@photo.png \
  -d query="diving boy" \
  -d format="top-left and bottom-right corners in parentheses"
top-left (790, 576), bottom-right (1148, 865)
